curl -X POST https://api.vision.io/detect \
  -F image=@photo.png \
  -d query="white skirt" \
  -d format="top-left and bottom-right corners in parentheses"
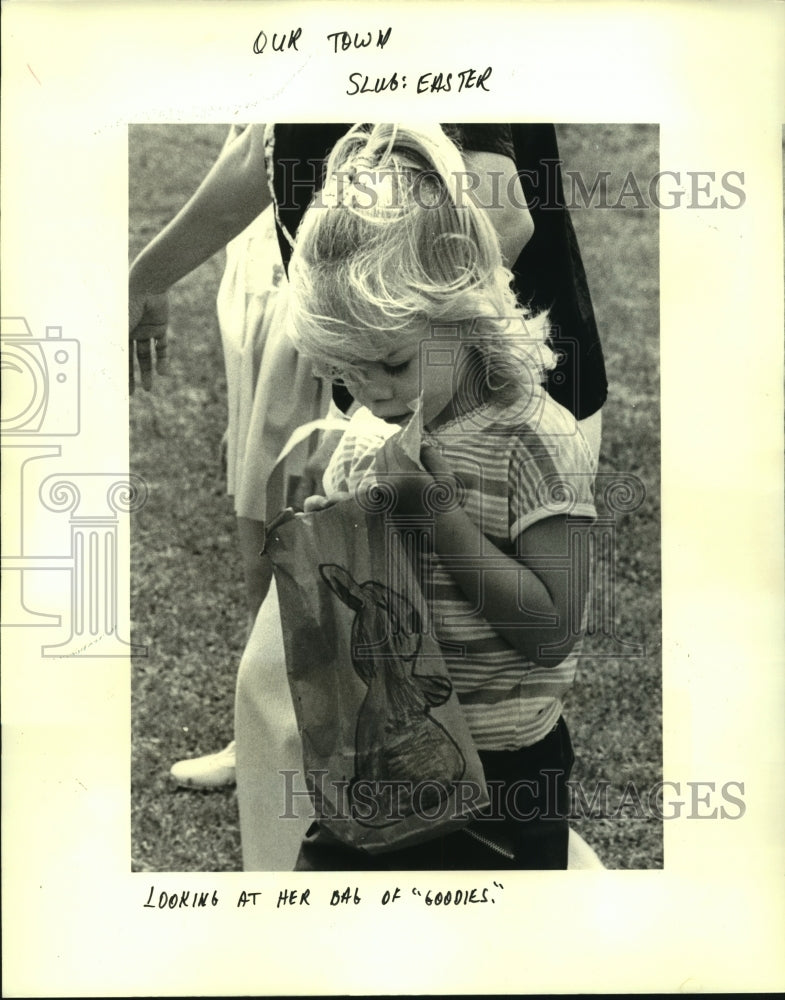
top-left (217, 204), bottom-right (331, 523)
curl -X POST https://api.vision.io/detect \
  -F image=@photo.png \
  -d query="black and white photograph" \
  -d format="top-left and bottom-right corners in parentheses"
top-left (128, 122), bottom-right (662, 874)
top-left (3, 2), bottom-right (784, 996)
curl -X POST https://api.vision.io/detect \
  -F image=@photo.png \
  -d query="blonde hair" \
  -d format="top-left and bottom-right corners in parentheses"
top-left (286, 123), bottom-right (555, 401)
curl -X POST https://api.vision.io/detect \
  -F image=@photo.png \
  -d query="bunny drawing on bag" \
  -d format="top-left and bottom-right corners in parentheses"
top-left (319, 562), bottom-right (466, 826)
top-left (267, 495), bottom-right (491, 855)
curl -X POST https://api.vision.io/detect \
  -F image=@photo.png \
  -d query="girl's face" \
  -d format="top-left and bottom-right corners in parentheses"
top-left (341, 337), bottom-right (463, 428)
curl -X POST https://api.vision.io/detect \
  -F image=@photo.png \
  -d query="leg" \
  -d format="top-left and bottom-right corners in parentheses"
top-left (169, 517), bottom-right (271, 789)
top-left (236, 577), bottom-right (313, 870)
top-left (237, 516), bottom-right (272, 639)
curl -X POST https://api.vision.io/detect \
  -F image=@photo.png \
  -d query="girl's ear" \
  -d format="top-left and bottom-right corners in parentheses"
top-left (319, 563), bottom-right (365, 613)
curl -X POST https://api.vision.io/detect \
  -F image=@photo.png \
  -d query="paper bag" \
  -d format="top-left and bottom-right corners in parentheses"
top-left (265, 497), bottom-right (489, 854)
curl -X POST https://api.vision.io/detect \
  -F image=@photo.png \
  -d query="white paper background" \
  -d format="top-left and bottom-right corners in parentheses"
top-left (2, 1), bottom-right (784, 995)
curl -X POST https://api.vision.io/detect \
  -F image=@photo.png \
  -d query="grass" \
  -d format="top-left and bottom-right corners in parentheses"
top-left (129, 123), bottom-right (662, 871)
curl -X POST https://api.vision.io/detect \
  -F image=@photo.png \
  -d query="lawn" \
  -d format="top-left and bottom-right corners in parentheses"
top-left (129, 123), bottom-right (662, 871)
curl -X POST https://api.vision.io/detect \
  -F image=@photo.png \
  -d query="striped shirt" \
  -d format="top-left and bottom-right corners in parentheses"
top-left (323, 392), bottom-right (597, 751)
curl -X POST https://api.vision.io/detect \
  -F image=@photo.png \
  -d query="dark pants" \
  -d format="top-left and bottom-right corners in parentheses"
top-left (295, 717), bottom-right (575, 871)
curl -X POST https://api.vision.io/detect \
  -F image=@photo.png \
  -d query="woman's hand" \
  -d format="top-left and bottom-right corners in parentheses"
top-left (128, 287), bottom-right (170, 393)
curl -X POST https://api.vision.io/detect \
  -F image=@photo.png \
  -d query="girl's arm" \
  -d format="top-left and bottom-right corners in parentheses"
top-left (375, 439), bottom-right (588, 667)
top-left (429, 504), bottom-right (588, 667)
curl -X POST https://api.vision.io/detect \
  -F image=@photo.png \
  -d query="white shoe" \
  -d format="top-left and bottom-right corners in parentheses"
top-left (170, 740), bottom-right (236, 789)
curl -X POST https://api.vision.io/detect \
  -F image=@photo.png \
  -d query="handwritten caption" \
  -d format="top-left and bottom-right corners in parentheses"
top-left (252, 26), bottom-right (492, 96)
top-left (143, 882), bottom-right (505, 911)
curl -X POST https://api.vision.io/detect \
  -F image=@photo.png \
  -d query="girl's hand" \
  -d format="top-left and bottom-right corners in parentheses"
top-left (303, 492), bottom-right (350, 512)
top-left (371, 438), bottom-right (462, 517)
top-left (291, 428), bottom-right (345, 509)
top-left (370, 436), bottom-right (433, 516)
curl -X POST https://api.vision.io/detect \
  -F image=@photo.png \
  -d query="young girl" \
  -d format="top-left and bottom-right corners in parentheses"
top-left (285, 124), bottom-right (598, 870)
